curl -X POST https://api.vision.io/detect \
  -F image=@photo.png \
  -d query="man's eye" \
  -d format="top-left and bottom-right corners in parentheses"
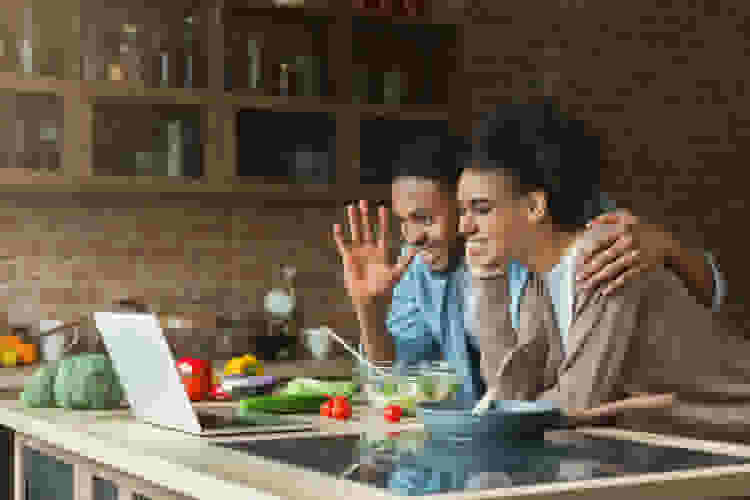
top-left (476, 206), bottom-right (491, 215)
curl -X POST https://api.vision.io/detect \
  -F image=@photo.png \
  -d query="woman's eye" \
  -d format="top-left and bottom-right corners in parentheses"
top-left (476, 207), bottom-right (491, 215)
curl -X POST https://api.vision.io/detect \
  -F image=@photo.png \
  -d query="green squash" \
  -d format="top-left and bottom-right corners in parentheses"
top-left (53, 354), bottom-right (124, 410)
top-left (20, 362), bottom-right (59, 408)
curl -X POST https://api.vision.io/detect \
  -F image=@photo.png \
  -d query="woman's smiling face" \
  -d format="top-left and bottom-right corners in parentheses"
top-left (457, 167), bottom-right (532, 269)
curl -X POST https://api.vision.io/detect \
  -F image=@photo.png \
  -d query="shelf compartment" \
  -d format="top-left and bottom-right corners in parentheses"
top-left (92, 103), bottom-right (203, 179)
top-left (351, 16), bottom-right (458, 106)
top-left (0, 91), bottom-right (63, 171)
top-left (236, 108), bottom-right (336, 184)
top-left (224, 9), bottom-right (332, 98)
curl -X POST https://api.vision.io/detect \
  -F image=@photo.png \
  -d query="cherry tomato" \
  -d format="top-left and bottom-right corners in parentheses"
top-left (320, 400), bottom-right (333, 417)
top-left (332, 403), bottom-right (352, 420)
top-left (384, 405), bottom-right (402, 423)
top-left (331, 396), bottom-right (352, 420)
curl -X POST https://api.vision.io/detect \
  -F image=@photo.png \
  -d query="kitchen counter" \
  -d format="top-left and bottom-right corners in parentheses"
top-left (4, 397), bottom-right (750, 500)
top-left (0, 357), bottom-right (356, 393)
top-left (0, 398), bottom-right (423, 500)
top-left (0, 364), bottom-right (38, 393)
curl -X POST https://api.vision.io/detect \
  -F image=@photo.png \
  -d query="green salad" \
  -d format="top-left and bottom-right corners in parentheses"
top-left (364, 374), bottom-right (460, 416)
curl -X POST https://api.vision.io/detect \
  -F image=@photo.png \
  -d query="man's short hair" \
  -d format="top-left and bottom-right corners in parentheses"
top-left (469, 101), bottom-right (602, 231)
top-left (391, 131), bottom-right (471, 193)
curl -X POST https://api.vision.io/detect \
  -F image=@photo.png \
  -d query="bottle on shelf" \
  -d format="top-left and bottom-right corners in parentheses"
top-left (121, 23), bottom-right (143, 82)
top-left (20, 7), bottom-right (33, 76)
top-left (166, 119), bottom-right (183, 177)
top-left (183, 16), bottom-right (194, 88)
top-left (248, 39), bottom-right (262, 90)
top-left (159, 51), bottom-right (169, 88)
top-left (352, 65), bottom-right (369, 104)
top-left (278, 62), bottom-right (298, 97)
top-left (295, 55), bottom-right (317, 97)
top-left (383, 70), bottom-right (403, 104)
top-left (148, 25), bottom-right (170, 89)
top-left (81, 23), bottom-right (100, 81)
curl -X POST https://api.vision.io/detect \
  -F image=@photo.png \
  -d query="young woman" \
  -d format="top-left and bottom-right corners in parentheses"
top-left (459, 102), bottom-right (750, 443)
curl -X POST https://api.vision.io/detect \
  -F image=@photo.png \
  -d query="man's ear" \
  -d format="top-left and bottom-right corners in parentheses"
top-left (525, 191), bottom-right (548, 224)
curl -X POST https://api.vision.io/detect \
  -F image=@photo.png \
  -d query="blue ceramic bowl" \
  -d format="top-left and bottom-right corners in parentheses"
top-left (416, 399), bottom-right (568, 442)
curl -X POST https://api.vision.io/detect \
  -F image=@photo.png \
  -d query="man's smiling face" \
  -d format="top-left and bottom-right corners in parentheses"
top-left (391, 177), bottom-right (462, 272)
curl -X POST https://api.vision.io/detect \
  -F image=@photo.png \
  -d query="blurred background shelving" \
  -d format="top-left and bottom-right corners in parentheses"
top-left (0, 0), bottom-right (466, 206)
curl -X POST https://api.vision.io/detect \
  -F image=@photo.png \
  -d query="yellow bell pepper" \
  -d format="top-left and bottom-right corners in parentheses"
top-left (1, 350), bottom-right (17, 368)
top-left (224, 354), bottom-right (263, 376)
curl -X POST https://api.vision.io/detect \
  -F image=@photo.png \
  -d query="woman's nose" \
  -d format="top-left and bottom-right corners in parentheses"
top-left (459, 214), bottom-right (475, 236)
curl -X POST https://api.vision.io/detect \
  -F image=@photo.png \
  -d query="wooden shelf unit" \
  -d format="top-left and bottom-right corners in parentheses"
top-left (0, 1), bottom-right (464, 204)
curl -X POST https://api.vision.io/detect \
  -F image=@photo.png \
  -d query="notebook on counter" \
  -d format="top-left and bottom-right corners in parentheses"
top-left (93, 312), bottom-right (317, 437)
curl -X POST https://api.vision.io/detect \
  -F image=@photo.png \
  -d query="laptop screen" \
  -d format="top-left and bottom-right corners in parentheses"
top-left (93, 312), bottom-right (202, 434)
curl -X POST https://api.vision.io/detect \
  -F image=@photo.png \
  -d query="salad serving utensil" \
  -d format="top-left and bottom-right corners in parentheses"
top-left (318, 327), bottom-right (388, 377)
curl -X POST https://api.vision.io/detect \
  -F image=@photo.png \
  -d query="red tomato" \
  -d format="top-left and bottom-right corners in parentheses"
top-left (384, 405), bottom-right (402, 423)
top-left (332, 396), bottom-right (351, 410)
top-left (320, 400), bottom-right (334, 418)
top-left (332, 403), bottom-right (352, 420)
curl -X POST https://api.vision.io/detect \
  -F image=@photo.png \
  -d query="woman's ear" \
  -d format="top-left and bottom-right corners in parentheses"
top-left (525, 191), bottom-right (548, 224)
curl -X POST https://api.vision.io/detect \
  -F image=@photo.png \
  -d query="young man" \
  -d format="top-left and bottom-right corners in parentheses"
top-left (333, 126), bottom-right (726, 406)
top-left (459, 102), bottom-right (750, 442)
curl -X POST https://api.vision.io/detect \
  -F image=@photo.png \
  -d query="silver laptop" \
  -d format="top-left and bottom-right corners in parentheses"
top-left (93, 312), bottom-right (317, 436)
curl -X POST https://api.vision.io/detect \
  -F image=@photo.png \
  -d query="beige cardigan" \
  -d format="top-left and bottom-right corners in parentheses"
top-left (469, 239), bottom-right (750, 444)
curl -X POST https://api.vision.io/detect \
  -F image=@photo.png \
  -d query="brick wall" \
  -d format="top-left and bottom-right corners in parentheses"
top-left (0, 196), bottom-right (368, 360)
top-left (459, 1), bottom-right (749, 331)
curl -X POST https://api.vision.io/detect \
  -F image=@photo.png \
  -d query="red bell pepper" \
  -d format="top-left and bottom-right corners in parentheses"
top-left (176, 357), bottom-right (212, 401)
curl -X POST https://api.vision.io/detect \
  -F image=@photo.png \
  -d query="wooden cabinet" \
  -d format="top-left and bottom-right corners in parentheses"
top-left (0, 425), bottom-right (13, 500)
top-left (0, 2), bottom-right (460, 206)
top-left (15, 433), bottom-right (188, 500)
top-left (22, 445), bottom-right (74, 500)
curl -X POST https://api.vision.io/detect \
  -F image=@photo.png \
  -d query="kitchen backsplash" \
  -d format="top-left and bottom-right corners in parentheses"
top-left (0, 197), bottom-right (399, 361)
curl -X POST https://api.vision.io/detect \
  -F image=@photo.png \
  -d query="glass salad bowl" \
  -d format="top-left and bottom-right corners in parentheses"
top-left (358, 360), bottom-right (461, 417)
